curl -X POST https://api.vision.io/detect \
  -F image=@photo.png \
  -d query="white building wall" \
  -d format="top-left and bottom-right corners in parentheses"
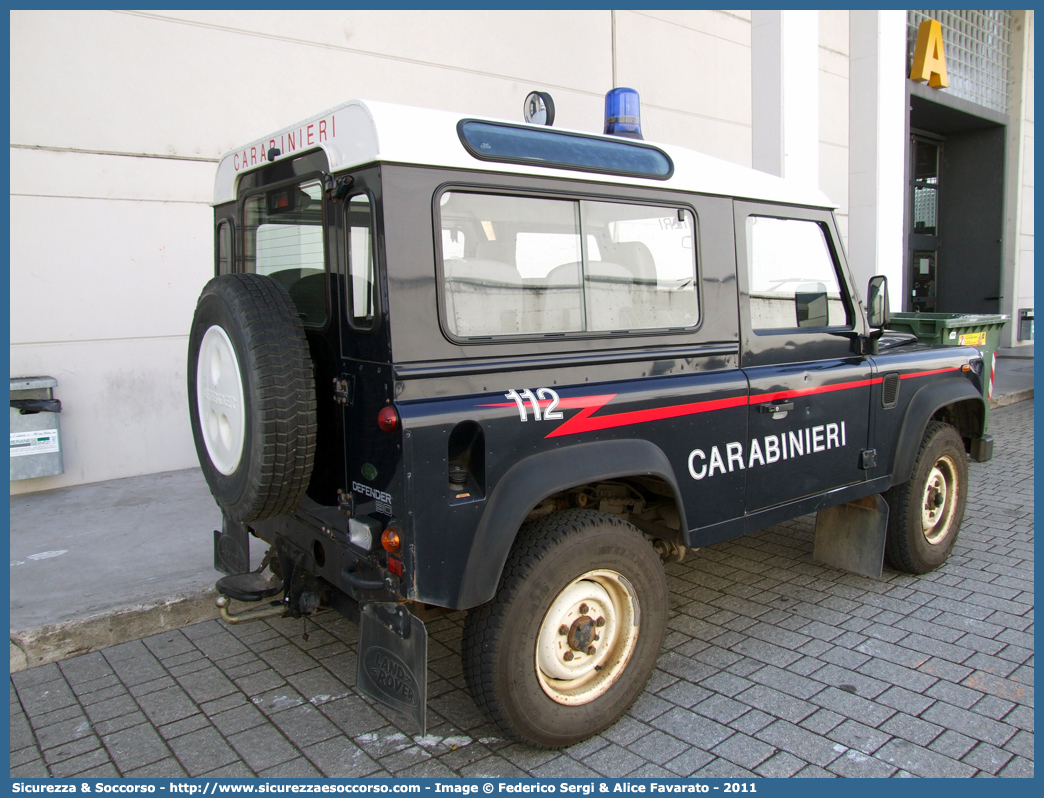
top-left (750, 10), bottom-right (819, 186)
top-left (1013, 12), bottom-right (1035, 347)
top-left (9, 10), bottom-right (760, 493)
top-left (818, 11), bottom-right (850, 248)
top-left (846, 10), bottom-right (907, 308)
top-left (613, 11), bottom-right (753, 167)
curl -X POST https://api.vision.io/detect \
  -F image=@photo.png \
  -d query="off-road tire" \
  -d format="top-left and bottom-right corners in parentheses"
top-left (188, 273), bottom-right (316, 523)
top-left (884, 421), bottom-right (968, 574)
top-left (462, 509), bottom-right (668, 748)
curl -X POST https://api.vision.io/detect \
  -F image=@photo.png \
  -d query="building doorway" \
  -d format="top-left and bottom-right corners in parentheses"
top-left (905, 94), bottom-right (1006, 314)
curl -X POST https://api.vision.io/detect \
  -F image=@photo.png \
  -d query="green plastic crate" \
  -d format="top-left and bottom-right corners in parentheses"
top-left (888, 312), bottom-right (1009, 432)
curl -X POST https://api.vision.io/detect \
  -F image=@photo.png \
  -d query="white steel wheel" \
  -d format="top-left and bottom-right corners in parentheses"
top-left (535, 569), bottom-right (639, 706)
top-left (884, 421), bottom-right (968, 574)
top-left (462, 509), bottom-right (669, 749)
top-left (196, 325), bottom-right (246, 476)
top-left (921, 454), bottom-right (959, 544)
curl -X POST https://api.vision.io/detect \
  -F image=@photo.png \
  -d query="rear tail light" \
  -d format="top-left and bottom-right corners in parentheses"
top-left (377, 406), bottom-right (398, 433)
top-left (387, 555), bottom-right (404, 578)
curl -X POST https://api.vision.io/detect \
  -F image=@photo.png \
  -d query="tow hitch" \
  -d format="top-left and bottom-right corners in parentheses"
top-left (213, 538), bottom-right (429, 734)
top-left (214, 570), bottom-right (285, 624)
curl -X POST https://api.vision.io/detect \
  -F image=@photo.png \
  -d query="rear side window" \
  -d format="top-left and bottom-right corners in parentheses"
top-left (745, 216), bottom-right (850, 331)
top-left (347, 194), bottom-right (377, 330)
top-left (243, 180), bottom-right (327, 326)
top-left (216, 220), bottom-right (232, 274)
top-left (438, 191), bottom-right (698, 339)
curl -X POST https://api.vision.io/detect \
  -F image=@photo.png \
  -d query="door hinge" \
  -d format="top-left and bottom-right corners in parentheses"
top-left (860, 449), bottom-right (878, 470)
top-left (333, 374), bottom-right (355, 406)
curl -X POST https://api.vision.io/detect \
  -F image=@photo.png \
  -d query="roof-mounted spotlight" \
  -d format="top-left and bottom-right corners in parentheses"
top-left (604, 87), bottom-right (643, 140)
top-left (523, 91), bottom-right (556, 126)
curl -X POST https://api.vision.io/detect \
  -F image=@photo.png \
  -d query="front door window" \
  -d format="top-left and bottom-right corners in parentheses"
top-left (738, 205), bottom-right (870, 513)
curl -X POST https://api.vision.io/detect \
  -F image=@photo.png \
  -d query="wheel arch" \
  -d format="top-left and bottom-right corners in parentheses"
top-left (891, 378), bottom-right (985, 486)
top-left (455, 439), bottom-right (687, 609)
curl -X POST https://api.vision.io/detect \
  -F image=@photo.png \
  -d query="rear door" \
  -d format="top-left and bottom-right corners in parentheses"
top-left (239, 160), bottom-right (348, 505)
top-left (333, 168), bottom-right (399, 518)
top-left (735, 202), bottom-right (872, 512)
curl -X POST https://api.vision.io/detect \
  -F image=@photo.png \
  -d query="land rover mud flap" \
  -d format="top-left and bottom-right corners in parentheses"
top-left (357, 603), bottom-right (428, 735)
top-left (813, 494), bottom-right (889, 579)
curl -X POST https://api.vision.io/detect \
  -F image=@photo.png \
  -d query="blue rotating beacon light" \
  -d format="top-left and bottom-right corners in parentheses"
top-left (604, 87), bottom-right (643, 139)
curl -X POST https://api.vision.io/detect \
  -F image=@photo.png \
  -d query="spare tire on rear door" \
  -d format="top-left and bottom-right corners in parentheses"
top-left (188, 273), bottom-right (317, 523)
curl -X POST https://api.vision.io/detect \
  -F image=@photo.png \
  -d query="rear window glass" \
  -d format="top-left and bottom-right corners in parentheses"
top-left (439, 191), bottom-right (698, 339)
top-left (458, 121), bottom-right (673, 179)
top-left (244, 180), bottom-right (327, 326)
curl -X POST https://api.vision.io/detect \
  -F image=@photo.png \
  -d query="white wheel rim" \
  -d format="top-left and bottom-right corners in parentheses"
top-left (921, 455), bottom-right (958, 544)
top-left (535, 569), bottom-right (640, 706)
top-left (197, 325), bottom-right (246, 476)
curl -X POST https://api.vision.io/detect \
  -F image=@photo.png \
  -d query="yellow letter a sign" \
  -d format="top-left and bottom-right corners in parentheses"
top-left (910, 19), bottom-right (949, 88)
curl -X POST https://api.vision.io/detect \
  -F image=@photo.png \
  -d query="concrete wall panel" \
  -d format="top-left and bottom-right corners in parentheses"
top-left (11, 11), bottom-right (612, 158)
top-left (614, 10), bottom-right (752, 161)
top-left (9, 336), bottom-right (198, 494)
top-left (11, 195), bottom-right (211, 344)
top-left (634, 10), bottom-right (751, 46)
top-left (11, 148), bottom-right (214, 203)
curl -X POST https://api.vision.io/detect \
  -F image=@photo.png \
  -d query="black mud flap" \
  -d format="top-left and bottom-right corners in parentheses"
top-left (357, 603), bottom-right (427, 735)
top-left (214, 517), bottom-right (250, 576)
top-left (813, 494), bottom-right (889, 579)
top-left (971, 434), bottom-right (994, 463)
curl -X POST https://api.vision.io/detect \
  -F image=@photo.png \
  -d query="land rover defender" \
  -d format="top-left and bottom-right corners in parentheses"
top-left (188, 96), bottom-right (990, 748)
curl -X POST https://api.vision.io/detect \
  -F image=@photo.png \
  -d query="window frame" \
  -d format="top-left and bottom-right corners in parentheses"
top-left (238, 172), bottom-right (331, 331)
top-left (743, 213), bottom-right (856, 336)
top-left (433, 183), bottom-right (703, 344)
top-left (344, 189), bottom-right (381, 333)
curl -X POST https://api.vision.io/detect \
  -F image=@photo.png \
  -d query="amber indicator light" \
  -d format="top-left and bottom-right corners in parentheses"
top-left (381, 526), bottom-right (401, 553)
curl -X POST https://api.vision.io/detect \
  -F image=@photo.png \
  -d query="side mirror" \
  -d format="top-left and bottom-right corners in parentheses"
top-left (866, 275), bottom-right (889, 330)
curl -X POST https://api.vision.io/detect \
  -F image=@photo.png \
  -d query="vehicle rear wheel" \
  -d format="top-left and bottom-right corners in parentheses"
top-left (462, 509), bottom-right (668, 748)
top-left (884, 421), bottom-right (968, 574)
top-left (187, 273), bottom-right (316, 523)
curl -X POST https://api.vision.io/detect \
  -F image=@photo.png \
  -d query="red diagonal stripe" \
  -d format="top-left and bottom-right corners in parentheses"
top-left (477, 372), bottom-right (908, 439)
top-left (900, 366), bottom-right (961, 380)
top-left (749, 377), bottom-right (882, 404)
top-left (544, 393), bottom-right (748, 438)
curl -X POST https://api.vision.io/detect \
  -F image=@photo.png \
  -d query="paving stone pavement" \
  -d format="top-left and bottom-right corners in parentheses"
top-left (11, 402), bottom-right (1033, 779)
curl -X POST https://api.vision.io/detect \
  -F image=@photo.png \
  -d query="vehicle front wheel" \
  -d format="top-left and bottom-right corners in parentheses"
top-left (884, 421), bottom-right (968, 574)
top-left (462, 509), bottom-right (668, 749)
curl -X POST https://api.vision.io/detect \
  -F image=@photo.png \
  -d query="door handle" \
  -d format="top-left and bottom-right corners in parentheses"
top-left (759, 401), bottom-right (794, 414)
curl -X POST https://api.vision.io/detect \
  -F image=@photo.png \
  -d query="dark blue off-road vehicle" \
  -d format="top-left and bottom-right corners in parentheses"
top-left (188, 98), bottom-right (991, 748)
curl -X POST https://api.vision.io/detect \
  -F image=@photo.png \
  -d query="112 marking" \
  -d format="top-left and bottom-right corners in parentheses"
top-left (504, 388), bottom-right (563, 422)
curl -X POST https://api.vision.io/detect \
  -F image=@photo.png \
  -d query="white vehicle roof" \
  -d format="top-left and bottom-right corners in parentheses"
top-left (213, 99), bottom-right (835, 209)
